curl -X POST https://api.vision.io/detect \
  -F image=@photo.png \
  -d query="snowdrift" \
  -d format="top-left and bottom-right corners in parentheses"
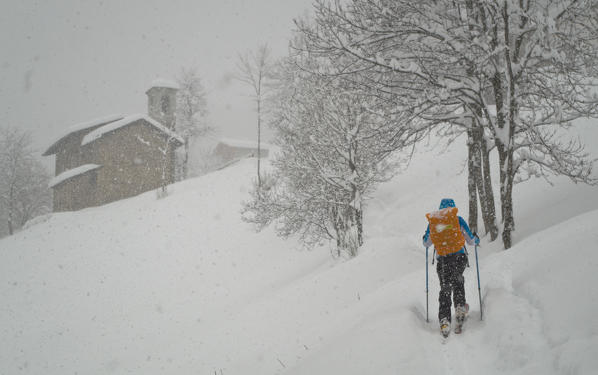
top-left (1, 121), bottom-right (597, 374)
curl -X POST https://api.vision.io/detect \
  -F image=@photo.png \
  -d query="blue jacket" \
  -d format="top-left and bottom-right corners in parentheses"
top-left (423, 198), bottom-right (478, 255)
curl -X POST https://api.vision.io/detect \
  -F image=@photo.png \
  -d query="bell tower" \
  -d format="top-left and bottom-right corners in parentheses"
top-left (146, 79), bottom-right (178, 130)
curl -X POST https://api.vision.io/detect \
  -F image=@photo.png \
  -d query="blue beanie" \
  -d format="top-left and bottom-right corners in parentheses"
top-left (439, 198), bottom-right (456, 209)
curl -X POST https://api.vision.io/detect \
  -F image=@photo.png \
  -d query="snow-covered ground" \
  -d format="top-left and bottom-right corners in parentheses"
top-left (1, 122), bottom-right (597, 374)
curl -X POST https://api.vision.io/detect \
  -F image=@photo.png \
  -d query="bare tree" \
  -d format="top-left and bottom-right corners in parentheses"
top-left (236, 44), bottom-right (273, 188)
top-left (176, 67), bottom-right (210, 180)
top-left (243, 49), bottom-right (415, 257)
top-left (157, 133), bottom-right (179, 199)
top-left (294, 0), bottom-right (501, 241)
top-left (0, 127), bottom-right (51, 236)
top-left (473, 0), bottom-right (598, 247)
top-left (293, 0), bottom-right (598, 249)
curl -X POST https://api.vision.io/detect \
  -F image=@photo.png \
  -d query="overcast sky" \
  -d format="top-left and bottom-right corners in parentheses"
top-left (0, 0), bottom-right (314, 156)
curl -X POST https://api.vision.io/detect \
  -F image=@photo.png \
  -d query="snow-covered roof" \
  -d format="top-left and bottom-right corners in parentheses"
top-left (149, 78), bottom-right (179, 90)
top-left (218, 138), bottom-right (271, 150)
top-left (43, 114), bottom-right (124, 156)
top-left (65, 114), bottom-right (125, 136)
top-left (81, 114), bottom-right (185, 146)
top-left (49, 164), bottom-right (102, 188)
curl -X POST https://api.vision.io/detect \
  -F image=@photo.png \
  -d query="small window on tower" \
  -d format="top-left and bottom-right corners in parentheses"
top-left (161, 95), bottom-right (170, 114)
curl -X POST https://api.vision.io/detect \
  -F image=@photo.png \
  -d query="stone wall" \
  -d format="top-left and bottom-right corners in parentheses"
top-left (55, 127), bottom-right (102, 175)
top-left (53, 169), bottom-right (100, 212)
top-left (52, 119), bottom-right (177, 211)
top-left (86, 120), bottom-right (176, 205)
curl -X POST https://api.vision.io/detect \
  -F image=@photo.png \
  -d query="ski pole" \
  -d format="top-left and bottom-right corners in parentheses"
top-left (426, 246), bottom-right (429, 323)
top-left (474, 243), bottom-right (483, 320)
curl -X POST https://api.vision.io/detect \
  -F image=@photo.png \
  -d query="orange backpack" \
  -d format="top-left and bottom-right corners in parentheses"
top-left (425, 207), bottom-right (465, 256)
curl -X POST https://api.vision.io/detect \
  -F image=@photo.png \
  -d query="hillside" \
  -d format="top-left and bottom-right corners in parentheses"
top-left (1, 121), bottom-right (597, 374)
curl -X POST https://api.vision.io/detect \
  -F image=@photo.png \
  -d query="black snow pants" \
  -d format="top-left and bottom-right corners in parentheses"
top-left (436, 252), bottom-right (468, 323)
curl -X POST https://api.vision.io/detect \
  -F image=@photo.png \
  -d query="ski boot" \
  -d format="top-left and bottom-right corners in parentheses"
top-left (440, 318), bottom-right (450, 338)
top-left (454, 303), bottom-right (469, 334)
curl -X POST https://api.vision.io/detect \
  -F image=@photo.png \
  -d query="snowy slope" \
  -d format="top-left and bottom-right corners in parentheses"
top-left (0, 159), bottom-right (331, 374)
top-left (280, 123), bottom-right (598, 374)
top-left (1, 121), bottom-right (597, 374)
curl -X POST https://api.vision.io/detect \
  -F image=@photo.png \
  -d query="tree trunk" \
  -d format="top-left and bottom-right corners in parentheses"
top-left (500, 0), bottom-right (519, 250)
top-left (257, 97), bottom-right (262, 189)
top-left (356, 206), bottom-right (363, 248)
top-left (497, 144), bottom-right (515, 249)
top-left (492, 69), bottom-right (512, 248)
top-left (500, 106), bottom-right (517, 249)
top-left (344, 204), bottom-right (362, 257)
top-left (182, 137), bottom-right (190, 180)
top-left (159, 139), bottom-right (172, 198)
top-left (472, 117), bottom-right (498, 241)
top-left (467, 129), bottom-right (479, 233)
top-left (470, 103), bottom-right (499, 241)
top-left (480, 136), bottom-right (498, 241)
top-left (331, 190), bottom-right (363, 258)
top-left (502, 174), bottom-right (515, 249)
top-left (331, 205), bottom-right (342, 257)
top-left (7, 185), bottom-right (14, 235)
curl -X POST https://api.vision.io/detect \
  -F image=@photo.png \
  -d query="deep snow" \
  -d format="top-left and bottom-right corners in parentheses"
top-left (1, 122), bottom-right (597, 374)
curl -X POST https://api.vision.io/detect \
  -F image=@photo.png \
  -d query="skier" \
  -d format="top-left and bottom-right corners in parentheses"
top-left (423, 198), bottom-right (479, 337)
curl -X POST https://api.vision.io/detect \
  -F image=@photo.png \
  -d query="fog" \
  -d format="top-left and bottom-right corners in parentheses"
top-left (0, 0), bottom-right (313, 154)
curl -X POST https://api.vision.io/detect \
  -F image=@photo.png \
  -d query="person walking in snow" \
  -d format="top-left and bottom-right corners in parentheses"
top-left (423, 198), bottom-right (479, 337)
